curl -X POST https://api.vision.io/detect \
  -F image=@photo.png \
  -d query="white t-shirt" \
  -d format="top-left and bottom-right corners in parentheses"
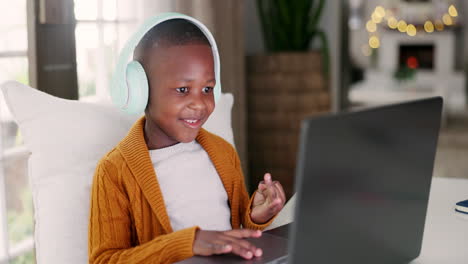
top-left (149, 140), bottom-right (232, 231)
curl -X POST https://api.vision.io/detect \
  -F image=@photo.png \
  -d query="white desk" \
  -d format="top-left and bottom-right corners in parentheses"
top-left (266, 177), bottom-right (468, 263)
top-left (179, 177), bottom-right (468, 263)
top-left (411, 177), bottom-right (468, 263)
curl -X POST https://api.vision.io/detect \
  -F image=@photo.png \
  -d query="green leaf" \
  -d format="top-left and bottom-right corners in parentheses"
top-left (308, 0), bottom-right (326, 34)
top-left (274, 0), bottom-right (291, 27)
top-left (257, 0), bottom-right (273, 51)
top-left (256, 0), bottom-right (328, 52)
top-left (295, 0), bottom-right (313, 49)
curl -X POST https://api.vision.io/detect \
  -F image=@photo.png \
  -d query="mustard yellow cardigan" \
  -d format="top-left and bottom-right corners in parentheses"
top-left (88, 117), bottom-right (272, 263)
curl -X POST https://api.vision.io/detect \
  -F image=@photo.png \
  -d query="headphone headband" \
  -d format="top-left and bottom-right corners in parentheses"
top-left (111, 12), bottom-right (222, 113)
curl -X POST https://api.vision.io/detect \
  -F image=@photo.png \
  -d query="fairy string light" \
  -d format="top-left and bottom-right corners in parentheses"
top-left (365, 4), bottom-right (459, 50)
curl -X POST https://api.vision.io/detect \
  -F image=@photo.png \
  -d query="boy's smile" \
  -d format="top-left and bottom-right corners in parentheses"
top-left (143, 44), bottom-right (215, 149)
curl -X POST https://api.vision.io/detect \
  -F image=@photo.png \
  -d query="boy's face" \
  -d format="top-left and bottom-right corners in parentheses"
top-left (144, 44), bottom-right (215, 147)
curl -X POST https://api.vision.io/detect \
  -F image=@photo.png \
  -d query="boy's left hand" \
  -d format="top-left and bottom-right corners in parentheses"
top-left (250, 173), bottom-right (286, 224)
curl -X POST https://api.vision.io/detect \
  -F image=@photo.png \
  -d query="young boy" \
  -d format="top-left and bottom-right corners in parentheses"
top-left (88, 18), bottom-right (286, 264)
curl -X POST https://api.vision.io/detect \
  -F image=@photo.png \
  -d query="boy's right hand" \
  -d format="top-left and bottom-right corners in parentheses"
top-left (193, 229), bottom-right (263, 259)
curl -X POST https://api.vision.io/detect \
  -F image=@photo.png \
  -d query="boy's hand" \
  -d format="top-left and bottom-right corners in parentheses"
top-left (193, 229), bottom-right (263, 259)
top-left (250, 173), bottom-right (286, 224)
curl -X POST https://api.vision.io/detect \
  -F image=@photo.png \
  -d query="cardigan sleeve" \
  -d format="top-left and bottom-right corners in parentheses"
top-left (231, 149), bottom-right (276, 230)
top-left (88, 161), bottom-right (198, 264)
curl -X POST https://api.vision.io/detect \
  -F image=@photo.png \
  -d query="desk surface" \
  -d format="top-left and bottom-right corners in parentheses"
top-left (410, 177), bottom-right (468, 264)
top-left (178, 177), bottom-right (468, 264)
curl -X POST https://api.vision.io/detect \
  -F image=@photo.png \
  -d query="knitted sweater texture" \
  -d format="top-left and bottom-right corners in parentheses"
top-left (88, 117), bottom-right (272, 263)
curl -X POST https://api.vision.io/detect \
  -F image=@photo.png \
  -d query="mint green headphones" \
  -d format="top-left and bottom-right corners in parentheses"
top-left (110, 12), bottom-right (222, 114)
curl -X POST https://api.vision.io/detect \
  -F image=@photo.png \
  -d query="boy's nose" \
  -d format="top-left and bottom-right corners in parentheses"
top-left (188, 95), bottom-right (206, 111)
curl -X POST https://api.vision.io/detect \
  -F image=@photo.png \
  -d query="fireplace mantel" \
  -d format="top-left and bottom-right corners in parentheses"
top-left (379, 30), bottom-right (455, 73)
top-left (350, 29), bottom-right (465, 115)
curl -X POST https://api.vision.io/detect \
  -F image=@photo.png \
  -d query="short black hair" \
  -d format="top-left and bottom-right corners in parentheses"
top-left (133, 18), bottom-right (211, 63)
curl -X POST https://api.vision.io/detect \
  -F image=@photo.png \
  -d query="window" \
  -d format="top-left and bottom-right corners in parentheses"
top-left (0, 1), bottom-right (159, 263)
top-left (0, 0), bottom-right (35, 263)
top-left (75, 0), bottom-right (141, 102)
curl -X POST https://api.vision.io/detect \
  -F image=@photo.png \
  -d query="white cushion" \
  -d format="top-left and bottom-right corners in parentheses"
top-left (0, 80), bottom-right (234, 264)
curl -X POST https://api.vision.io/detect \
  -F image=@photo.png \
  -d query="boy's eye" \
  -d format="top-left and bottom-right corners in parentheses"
top-left (176, 87), bottom-right (188, 93)
top-left (203, 87), bottom-right (214, 93)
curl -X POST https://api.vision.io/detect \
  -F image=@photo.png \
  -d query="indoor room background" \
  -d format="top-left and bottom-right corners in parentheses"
top-left (0, 0), bottom-right (466, 263)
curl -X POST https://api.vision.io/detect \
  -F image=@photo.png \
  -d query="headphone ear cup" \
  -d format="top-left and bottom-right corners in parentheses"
top-left (125, 61), bottom-right (149, 114)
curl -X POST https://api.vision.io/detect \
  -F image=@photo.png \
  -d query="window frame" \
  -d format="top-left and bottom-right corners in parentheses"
top-left (1, 1), bottom-right (143, 262)
top-left (76, 0), bottom-right (138, 102)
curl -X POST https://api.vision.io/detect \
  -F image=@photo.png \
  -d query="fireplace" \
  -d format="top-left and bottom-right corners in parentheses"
top-left (399, 44), bottom-right (434, 70)
top-left (348, 1), bottom-right (465, 115)
top-left (350, 29), bottom-right (465, 115)
top-left (379, 30), bottom-right (454, 74)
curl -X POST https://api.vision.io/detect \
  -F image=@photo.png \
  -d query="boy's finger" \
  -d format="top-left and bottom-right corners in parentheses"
top-left (258, 182), bottom-right (267, 192)
top-left (268, 200), bottom-right (283, 214)
top-left (225, 238), bottom-right (258, 259)
top-left (268, 197), bottom-right (283, 208)
top-left (224, 229), bottom-right (262, 239)
top-left (273, 182), bottom-right (286, 204)
top-left (266, 183), bottom-right (278, 200)
top-left (222, 236), bottom-right (261, 258)
top-left (264, 173), bottom-right (272, 184)
top-left (210, 241), bottom-right (232, 255)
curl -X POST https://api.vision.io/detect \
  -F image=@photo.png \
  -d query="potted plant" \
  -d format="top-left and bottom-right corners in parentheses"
top-left (247, 0), bottom-right (331, 198)
top-left (257, 0), bottom-right (328, 61)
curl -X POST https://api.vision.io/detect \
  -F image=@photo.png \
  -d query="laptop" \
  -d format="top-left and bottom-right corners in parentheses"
top-left (180, 97), bottom-right (443, 264)
top-left (283, 97), bottom-right (443, 264)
